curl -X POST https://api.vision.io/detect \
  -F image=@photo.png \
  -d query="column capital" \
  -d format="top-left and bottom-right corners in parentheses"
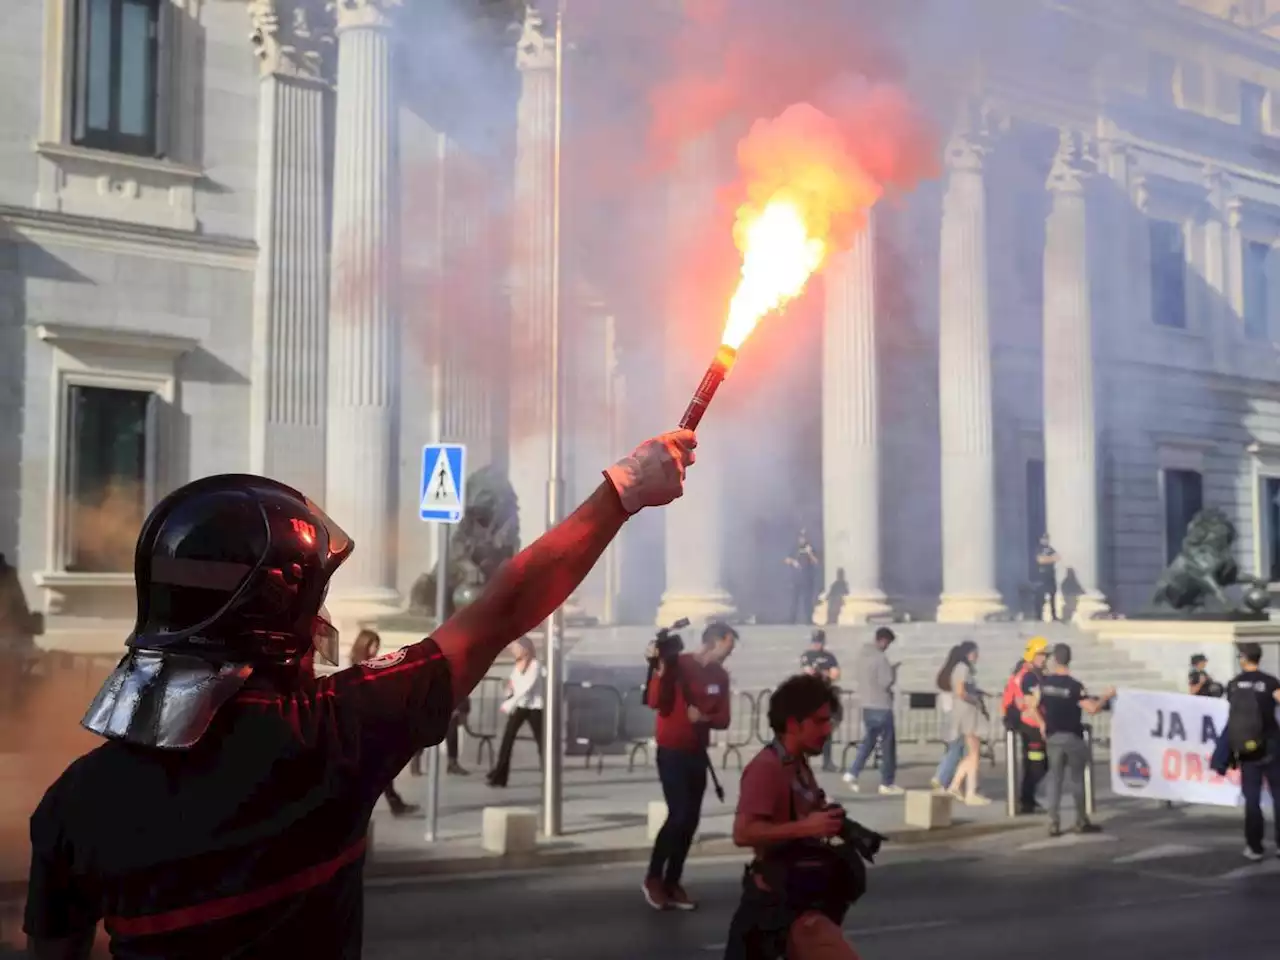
top-left (327, 0), bottom-right (401, 31)
top-left (515, 3), bottom-right (556, 71)
top-left (248, 0), bottom-right (335, 82)
top-left (1046, 129), bottom-right (1096, 194)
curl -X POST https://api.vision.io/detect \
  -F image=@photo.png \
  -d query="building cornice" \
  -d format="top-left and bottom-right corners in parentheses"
top-left (0, 204), bottom-right (257, 271)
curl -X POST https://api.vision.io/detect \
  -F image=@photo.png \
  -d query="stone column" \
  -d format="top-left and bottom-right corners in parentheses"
top-left (246, 2), bottom-right (332, 498)
top-left (656, 134), bottom-right (736, 625)
top-left (507, 7), bottom-right (557, 545)
top-left (324, 0), bottom-right (402, 610)
top-left (936, 129), bottom-right (1005, 622)
top-left (1043, 131), bottom-right (1108, 620)
top-left (821, 216), bottom-right (892, 623)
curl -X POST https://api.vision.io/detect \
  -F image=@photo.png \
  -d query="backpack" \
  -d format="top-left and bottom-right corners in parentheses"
top-left (1001, 664), bottom-right (1028, 731)
top-left (1227, 682), bottom-right (1266, 760)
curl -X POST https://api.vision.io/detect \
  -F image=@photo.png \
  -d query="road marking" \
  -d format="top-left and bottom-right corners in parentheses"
top-left (700, 919), bottom-right (956, 950)
top-left (1218, 858), bottom-right (1280, 881)
top-left (1112, 843), bottom-right (1207, 864)
top-left (1017, 832), bottom-right (1119, 852)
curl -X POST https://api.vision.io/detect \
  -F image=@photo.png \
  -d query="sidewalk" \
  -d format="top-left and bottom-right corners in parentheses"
top-left (365, 742), bottom-right (1040, 876)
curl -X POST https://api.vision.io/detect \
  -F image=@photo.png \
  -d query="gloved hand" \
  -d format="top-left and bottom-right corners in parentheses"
top-left (603, 430), bottom-right (697, 514)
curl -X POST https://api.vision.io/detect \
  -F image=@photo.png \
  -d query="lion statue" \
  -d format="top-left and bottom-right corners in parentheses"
top-left (1152, 507), bottom-right (1269, 613)
top-left (408, 465), bottom-right (520, 619)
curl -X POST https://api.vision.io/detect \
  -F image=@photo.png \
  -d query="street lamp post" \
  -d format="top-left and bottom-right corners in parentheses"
top-left (541, 0), bottom-right (567, 839)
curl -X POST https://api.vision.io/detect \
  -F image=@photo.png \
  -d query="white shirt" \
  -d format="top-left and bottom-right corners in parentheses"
top-left (502, 659), bottom-right (546, 713)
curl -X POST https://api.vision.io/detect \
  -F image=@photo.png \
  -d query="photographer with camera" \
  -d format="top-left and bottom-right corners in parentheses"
top-left (641, 620), bottom-right (738, 911)
top-left (724, 674), bottom-right (885, 960)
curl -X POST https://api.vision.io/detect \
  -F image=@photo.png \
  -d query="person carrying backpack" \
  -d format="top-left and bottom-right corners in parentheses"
top-left (1224, 642), bottom-right (1280, 861)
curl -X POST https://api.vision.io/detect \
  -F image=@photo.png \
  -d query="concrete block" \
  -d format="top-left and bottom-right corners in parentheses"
top-left (481, 806), bottom-right (539, 855)
top-left (904, 789), bottom-right (952, 830)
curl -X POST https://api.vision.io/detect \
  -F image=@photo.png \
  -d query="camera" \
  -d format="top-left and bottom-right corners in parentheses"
top-left (649, 617), bottom-right (690, 663)
top-left (835, 810), bottom-right (886, 864)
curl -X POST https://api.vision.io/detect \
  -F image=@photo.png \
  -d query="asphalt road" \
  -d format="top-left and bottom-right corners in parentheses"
top-left (362, 805), bottom-right (1280, 959)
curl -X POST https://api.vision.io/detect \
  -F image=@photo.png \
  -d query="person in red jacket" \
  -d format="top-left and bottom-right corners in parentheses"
top-left (641, 621), bottom-right (737, 912)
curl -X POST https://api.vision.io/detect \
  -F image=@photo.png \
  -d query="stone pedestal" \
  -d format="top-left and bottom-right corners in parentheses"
top-left (508, 8), bottom-right (557, 546)
top-left (936, 130), bottom-right (1005, 623)
top-left (822, 218), bottom-right (892, 624)
top-left (247, 1), bottom-right (333, 498)
top-left (324, 0), bottom-right (403, 612)
top-left (656, 134), bottom-right (735, 625)
top-left (1043, 132), bottom-right (1109, 622)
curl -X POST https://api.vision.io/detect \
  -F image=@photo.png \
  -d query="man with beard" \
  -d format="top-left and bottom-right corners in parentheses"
top-left (724, 674), bottom-right (860, 960)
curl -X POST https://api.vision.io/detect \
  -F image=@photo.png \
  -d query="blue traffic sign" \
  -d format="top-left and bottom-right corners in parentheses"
top-left (420, 443), bottom-right (466, 523)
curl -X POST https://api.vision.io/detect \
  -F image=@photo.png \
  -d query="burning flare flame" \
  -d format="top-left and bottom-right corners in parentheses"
top-left (721, 197), bottom-right (827, 350)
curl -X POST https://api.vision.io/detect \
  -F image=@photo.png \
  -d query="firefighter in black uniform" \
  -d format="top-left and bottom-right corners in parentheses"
top-left (22, 430), bottom-right (695, 959)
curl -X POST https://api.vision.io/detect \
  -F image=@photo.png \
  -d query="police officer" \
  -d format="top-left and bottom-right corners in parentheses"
top-left (23, 431), bottom-right (696, 958)
top-left (799, 630), bottom-right (840, 772)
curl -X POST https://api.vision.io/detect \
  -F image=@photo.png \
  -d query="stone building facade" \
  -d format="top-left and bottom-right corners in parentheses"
top-left (3, 0), bottom-right (1280, 642)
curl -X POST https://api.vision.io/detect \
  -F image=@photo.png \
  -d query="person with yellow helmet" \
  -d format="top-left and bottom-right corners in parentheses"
top-left (1001, 636), bottom-right (1050, 814)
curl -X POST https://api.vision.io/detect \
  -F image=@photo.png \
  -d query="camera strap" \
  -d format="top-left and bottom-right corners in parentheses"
top-left (678, 667), bottom-right (725, 803)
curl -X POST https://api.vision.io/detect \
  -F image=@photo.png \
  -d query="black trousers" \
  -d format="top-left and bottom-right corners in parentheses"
top-left (488, 706), bottom-right (544, 786)
top-left (1037, 581), bottom-right (1058, 620)
top-left (1020, 723), bottom-right (1047, 812)
top-left (788, 576), bottom-right (816, 625)
top-left (649, 747), bottom-right (707, 887)
top-left (1241, 747), bottom-right (1280, 852)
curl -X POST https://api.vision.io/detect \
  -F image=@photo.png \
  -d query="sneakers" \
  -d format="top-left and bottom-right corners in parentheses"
top-left (447, 761), bottom-right (470, 776)
top-left (1075, 821), bottom-right (1101, 835)
top-left (879, 785), bottom-right (905, 796)
top-left (641, 877), bottom-right (670, 911)
top-left (962, 794), bottom-right (992, 806)
top-left (666, 885), bottom-right (697, 911)
top-left (843, 773), bottom-right (860, 793)
top-left (1244, 846), bottom-right (1265, 862)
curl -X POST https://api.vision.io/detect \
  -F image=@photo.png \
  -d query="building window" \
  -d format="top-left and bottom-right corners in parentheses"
top-left (63, 384), bottom-right (154, 573)
top-left (1026, 459), bottom-right (1046, 580)
top-left (1149, 53), bottom-right (1175, 105)
top-left (1150, 220), bottom-right (1187, 329)
top-left (1241, 82), bottom-right (1266, 134)
top-left (1266, 477), bottom-right (1280, 583)
top-left (1244, 240), bottom-right (1271, 340)
top-left (71, 0), bottom-right (161, 157)
top-left (1163, 468), bottom-right (1203, 564)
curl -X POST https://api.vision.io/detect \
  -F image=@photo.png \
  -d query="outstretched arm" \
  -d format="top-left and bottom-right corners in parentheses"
top-left (434, 433), bottom-right (695, 705)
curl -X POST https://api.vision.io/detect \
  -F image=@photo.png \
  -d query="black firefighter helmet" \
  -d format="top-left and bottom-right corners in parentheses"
top-left (82, 474), bottom-right (354, 750)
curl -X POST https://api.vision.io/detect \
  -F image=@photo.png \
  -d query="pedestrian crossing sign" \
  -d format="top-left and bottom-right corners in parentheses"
top-left (419, 443), bottom-right (466, 523)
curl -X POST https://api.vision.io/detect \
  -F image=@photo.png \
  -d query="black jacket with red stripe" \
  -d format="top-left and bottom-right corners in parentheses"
top-left (24, 639), bottom-right (453, 958)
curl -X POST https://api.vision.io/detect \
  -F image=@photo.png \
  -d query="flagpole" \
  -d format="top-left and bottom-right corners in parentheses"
top-left (541, 0), bottom-right (567, 839)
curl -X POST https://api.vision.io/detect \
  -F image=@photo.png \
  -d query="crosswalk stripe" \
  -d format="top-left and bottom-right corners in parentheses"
top-left (1112, 844), bottom-right (1207, 864)
top-left (1218, 858), bottom-right (1280, 880)
top-left (1017, 833), bottom-right (1118, 852)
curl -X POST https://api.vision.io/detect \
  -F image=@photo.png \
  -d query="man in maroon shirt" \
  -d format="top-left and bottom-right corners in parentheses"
top-left (641, 621), bottom-right (737, 911)
top-left (724, 674), bottom-right (861, 960)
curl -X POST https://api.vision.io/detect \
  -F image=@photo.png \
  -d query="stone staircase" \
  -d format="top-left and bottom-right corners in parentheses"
top-left (565, 621), bottom-right (1174, 698)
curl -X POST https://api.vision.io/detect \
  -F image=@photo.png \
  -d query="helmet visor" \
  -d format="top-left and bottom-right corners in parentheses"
top-left (312, 605), bottom-right (340, 666)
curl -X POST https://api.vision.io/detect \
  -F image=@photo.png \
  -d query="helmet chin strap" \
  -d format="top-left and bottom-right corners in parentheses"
top-left (311, 604), bottom-right (340, 666)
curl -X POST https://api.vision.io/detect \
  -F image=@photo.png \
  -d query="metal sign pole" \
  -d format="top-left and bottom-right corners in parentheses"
top-left (541, 0), bottom-right (567, 840)
top-left (425, 522), bottom-right (448, 842)
top-left (1004, 729), bottom-right (1019, 818)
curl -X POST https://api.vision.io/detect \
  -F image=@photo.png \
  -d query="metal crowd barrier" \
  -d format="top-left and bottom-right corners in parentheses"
top-left (460, 675), bottom-right (1037, 777)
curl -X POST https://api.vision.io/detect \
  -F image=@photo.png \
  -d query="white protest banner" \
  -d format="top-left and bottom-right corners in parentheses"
top-left (1110, 688), bottom-right (1240, 807)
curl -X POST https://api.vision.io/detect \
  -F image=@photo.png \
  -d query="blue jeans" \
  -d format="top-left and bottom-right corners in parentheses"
top-left (935, 736), bottom-right (965, 788)
top-left (848, 708), bottom-right (896, 785)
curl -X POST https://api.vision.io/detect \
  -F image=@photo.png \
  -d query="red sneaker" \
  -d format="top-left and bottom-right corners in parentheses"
top-left (666, 884), bottom-right (697, 911)
top-left (641, 876), bottom-right (670, 911)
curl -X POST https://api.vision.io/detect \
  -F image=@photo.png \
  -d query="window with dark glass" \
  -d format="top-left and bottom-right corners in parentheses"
top-left (1244, 239), bottom-right (1272, 341)
top-left (71, 0), bottom-right (161, 156)
top-left (1241, 82), bottom-right (1266, 135)
top-left (1266, 477), bottom-right (1280, 583)
top-left (1163, 468), bottom-right (1203, 565)
top-left (64, 385), bottom-right (153, 573)
top-left (1026, 459), bottom-right (1046, 579)
top-left (1150, 220), bottom-right (1187, 329)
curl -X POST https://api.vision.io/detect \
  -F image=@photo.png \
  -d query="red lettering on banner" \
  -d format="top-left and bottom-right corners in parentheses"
top-left (1162, 748), bottom-right (1180, 781)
